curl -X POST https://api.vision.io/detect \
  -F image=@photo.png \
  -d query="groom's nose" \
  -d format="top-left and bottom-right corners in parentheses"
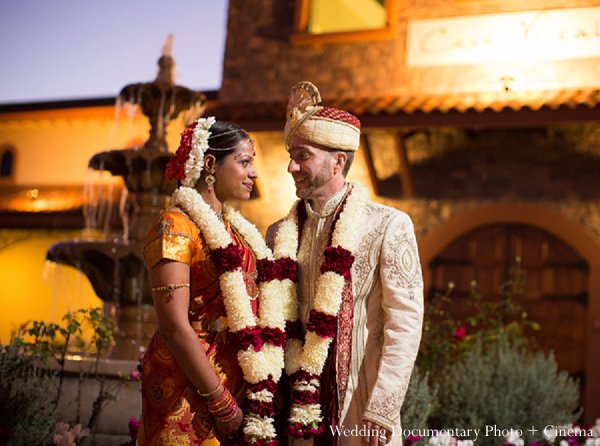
top-left (288, 159), bottom-right (300, 173)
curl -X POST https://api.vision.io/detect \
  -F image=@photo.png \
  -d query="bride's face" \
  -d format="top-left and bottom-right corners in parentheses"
top-left (213, 138), bottom-right (257, 201)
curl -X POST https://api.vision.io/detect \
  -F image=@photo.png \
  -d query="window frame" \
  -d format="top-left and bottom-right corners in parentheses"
top-left (290, 0), bottom-right (397, 45)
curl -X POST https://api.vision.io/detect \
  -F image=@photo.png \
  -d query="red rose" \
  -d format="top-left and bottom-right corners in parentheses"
top-left (306, 309), bottom-right (337, 338)
top-left (164, 121), bottom-right (198, 180)
top-left (292, 390), bottom-right (320, 404)
top-left (455, 325), bottom-right (466, 340)
top-left (262, 326), bottom-right (285, 347)
top-left (276, 257), bottom-right (298, 282)
top-left (289, 423), bottom-right (325, 438)
top-left (230, 326), bottom-right (262, 351)
top-left (257, 258), bottom-right (298, 283)
top-left (321, 246), bottom-right (354, 278)
top-left (211, 244), bottom-right (243, 273)
top-left (248, 399), bottom-right (276, 417)
top-left (290, 370), bottom-right (320, 384)
top-left (247, 379), bottom-right (278, 394)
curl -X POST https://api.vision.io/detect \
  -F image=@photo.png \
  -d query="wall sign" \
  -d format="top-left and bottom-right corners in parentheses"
top-left (407, 7), bottom-right (600, 66)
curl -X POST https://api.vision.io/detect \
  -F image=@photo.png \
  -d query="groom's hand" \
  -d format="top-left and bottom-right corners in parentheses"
top-left (363, 420), bottom-right (392, 445)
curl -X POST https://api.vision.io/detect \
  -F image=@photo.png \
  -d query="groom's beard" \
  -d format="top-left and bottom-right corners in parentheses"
top-left (294, 164), bottom-right (332, 199)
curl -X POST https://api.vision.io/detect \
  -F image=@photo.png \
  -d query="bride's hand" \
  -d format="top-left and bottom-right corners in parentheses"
top-left (215, 406), bottom-right (243, 442)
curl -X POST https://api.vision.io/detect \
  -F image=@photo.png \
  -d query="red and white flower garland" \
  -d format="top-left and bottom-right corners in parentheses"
top-left (271, 183), bottom-right (368, 438)
top-left (171, 186), bottom-right (292, 446)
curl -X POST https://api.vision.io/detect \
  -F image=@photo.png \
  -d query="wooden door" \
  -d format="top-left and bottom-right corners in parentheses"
top-left (429, 224), bottom-right (588, 381)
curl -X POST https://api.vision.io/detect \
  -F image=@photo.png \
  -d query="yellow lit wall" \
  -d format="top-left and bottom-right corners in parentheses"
top-left (0, 231), bottom-right (102, 343)
top-left (0, 106), bottom-right (186, 186)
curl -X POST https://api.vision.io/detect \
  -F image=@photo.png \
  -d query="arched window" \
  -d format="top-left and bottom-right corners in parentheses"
top-left (1, 148), bottom-right (14, 178)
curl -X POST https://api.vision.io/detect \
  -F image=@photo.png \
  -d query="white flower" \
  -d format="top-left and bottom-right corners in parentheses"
top-left (220, 271), bottom-right (257, 331)
top-left (258, 281), bottom-right (287, 329)
top-left (505, 430), bottom-right (524, 446)
top-left (592, 419), bottom-right (600, 437)
top-left (237, 345), bottom-right (284, 384)
top-left (289, 403), bottom-right (323, 425)
top-left (313, 272), bottom-right (345, 315)
top-left (544, 426), bottom-right (558, 443)
top-left (247, 388), bottom-right (274, 402)
top-left (243, 413), bottom-right (276, 439)
top-left (300, 331), bottom-right (333, 375)
top-left (183, 116), bottom-right (215, 187)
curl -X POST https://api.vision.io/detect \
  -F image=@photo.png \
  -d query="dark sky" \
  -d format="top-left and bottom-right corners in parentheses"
top-left (0, 1), bottom-right (229, 104)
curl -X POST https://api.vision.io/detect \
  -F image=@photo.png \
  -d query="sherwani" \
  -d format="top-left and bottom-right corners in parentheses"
top-left (267, 183), bottom-right (424, 446)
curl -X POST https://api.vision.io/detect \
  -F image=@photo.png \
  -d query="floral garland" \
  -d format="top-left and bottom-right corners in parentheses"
top-left (271, 182), bottom-right (368, 438)
top-left (171, 186), bottom-right (293, 446)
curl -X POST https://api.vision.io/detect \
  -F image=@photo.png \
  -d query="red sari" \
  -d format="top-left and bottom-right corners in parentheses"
top-left (137, 208), bottom-right (258, 446)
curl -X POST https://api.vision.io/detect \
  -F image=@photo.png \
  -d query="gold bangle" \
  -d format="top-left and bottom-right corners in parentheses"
top-left (151, 283), bottom-right (190, 298)
top-left (215, 402), bottom-right (240, 423)
top-left (197, 382), bottom-right (222, 398)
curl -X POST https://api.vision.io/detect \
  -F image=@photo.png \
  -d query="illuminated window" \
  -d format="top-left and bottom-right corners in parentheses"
top-left (292, 0), bottom-right (396, 44)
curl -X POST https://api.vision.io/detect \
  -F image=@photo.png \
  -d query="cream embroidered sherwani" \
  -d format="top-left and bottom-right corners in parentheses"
top-left (267, 183), bottom-right (424, 446)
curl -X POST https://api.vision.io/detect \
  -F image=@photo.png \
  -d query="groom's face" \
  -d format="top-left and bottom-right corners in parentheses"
top-left (287, 136), bottom-right (335, 199)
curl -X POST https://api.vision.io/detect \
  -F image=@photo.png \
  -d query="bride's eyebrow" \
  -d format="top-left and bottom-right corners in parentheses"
top-left (234, 152), bottom-right (254, 160)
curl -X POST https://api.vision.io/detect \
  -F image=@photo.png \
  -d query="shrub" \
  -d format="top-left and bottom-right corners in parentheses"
top-left (432, 336), bottom-right (581, 446)
top-left (0, 338), bottom-right (57, 445)
top-left (401, 367), bottom-right (437, 431)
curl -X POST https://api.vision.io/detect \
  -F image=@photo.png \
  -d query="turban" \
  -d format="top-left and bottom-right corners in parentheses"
top-left (284, 81), bottom-right (361, 152)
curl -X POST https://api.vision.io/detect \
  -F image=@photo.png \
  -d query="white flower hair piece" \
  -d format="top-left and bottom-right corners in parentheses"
top-left (182, 116), bottom-right (215, 187)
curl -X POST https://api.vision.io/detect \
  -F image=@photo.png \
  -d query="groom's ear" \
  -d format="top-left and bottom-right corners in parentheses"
top-left (332, 151), bottom-right (348, 176)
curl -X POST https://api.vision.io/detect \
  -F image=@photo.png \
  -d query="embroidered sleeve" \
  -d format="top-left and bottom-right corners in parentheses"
top-left (143, 209), bottom-right (198, 270)
top-left (363, 212), bottom-right (424, 431)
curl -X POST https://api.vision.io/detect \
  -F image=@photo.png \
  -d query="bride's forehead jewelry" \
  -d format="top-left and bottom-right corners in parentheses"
top-left (164, 116), bottom-right (253, 187)
top-left (206, 137), bottom-right (255, 152)
top-left (208, 128), bottom-right (244, 140)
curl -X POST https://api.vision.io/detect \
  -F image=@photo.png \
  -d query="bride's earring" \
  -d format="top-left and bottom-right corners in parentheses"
top-left (205, 174), bottom-right (216, 191)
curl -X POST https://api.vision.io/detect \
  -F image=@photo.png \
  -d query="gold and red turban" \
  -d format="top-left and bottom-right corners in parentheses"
top-left (284, 81), bottom-right (361, 152)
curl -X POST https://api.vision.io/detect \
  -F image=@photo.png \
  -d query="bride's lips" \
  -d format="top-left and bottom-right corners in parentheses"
top-left (243, 182), bottom-right (253, 192)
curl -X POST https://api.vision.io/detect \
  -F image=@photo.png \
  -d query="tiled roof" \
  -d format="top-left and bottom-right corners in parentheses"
top-left (334, 88), bottom-right (600, 114)
top-left (208, 87), bottom-right (600, 125)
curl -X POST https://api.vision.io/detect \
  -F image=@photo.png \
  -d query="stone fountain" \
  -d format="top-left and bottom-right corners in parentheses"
top-left (47, 36), bottom-right (206, 359)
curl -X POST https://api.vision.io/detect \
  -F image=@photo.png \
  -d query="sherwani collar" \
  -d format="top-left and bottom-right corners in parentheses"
top-left (304, 182), bottom-right (350, 220)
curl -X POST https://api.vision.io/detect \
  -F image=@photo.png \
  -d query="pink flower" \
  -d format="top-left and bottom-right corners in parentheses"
top-left (52, 422), bottom-right (89, 446)
top-left (405, 435), bottom-right (423, 446)
top-left (128, 417), bottom-right (140, 441)
top-left (129, 369), bottom-right (141, 381)
top-left (455, 326), bottom-right (466, 341)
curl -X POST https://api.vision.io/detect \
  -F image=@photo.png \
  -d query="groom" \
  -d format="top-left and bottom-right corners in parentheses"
top-left (267, 81), bottom-right (424, 446)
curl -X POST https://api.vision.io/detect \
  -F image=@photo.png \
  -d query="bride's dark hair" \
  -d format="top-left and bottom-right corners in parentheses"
top-left (206, 121), bottom-right (251, 164)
